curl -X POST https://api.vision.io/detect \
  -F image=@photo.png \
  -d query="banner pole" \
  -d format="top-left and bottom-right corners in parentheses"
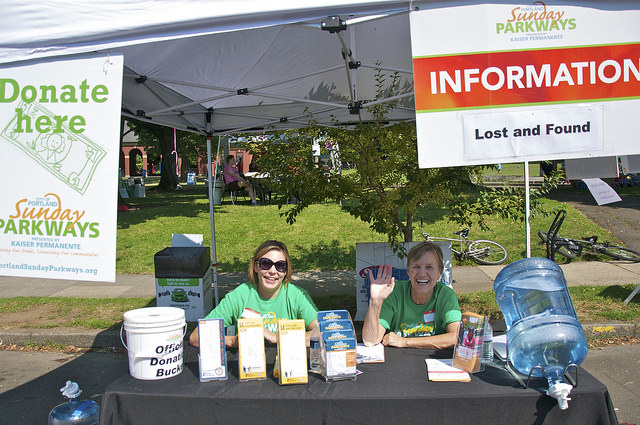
top-left (525, 160), bottom-right (531, 258)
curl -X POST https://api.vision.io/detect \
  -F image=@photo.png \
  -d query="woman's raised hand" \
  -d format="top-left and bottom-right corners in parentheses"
top-left (368, 263), bottom-right (395, 303)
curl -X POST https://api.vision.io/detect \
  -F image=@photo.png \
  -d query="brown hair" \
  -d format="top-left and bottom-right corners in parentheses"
top-left (407, 241), bottom-right (444, 274)
top-left (248, 240), bottom-right (292, 286)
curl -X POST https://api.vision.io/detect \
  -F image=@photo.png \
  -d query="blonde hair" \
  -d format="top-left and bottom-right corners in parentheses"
top-left (248, 240), bottom-right (292, 286)
top-left (407, 241), bottom-right (444, 274)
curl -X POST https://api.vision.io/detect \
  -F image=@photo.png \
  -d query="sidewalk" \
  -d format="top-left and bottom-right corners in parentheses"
top-left (1, 261), bottom-right (639, 348)
top-left (2, 260), bottom-right (639, 298)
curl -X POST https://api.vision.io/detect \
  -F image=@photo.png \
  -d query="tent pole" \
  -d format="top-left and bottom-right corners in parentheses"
top-left (525, 160), bottom-right (531, 258)
top-left (207, 136), bottom-right (220, 306)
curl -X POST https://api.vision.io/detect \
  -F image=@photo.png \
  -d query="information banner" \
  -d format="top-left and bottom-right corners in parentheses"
top-left (0, 54), bottom-right (123, 281)
top-left (410, 2), bottom-right (640, 168)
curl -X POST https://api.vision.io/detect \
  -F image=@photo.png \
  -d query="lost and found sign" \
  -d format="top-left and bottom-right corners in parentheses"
top-left (410, 2), bottom-right (640, 168)
top-left (0, 54), bottom-right (123, 281)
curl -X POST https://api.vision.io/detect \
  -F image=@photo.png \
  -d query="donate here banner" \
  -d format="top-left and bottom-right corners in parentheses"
top-left (410, 3), bottom-right (640, 168)
top-left (0, 54), bottom-right (123, 282)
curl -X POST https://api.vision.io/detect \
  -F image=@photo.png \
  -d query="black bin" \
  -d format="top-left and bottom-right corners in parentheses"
top-left (154, 247), bottom-right (211, 278)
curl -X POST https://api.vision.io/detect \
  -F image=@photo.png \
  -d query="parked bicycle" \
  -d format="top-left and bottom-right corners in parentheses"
top-left (538, 209), bottom-right (640, 262)
top-left (419, 218), bottom-right (509, 265)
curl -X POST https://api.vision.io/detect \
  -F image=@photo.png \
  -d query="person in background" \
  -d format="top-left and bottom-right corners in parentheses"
top-left (189, 240), bottom-right (318, 347)
top-left (362, 241), bottom-right (461, 349)
top-left (223, 155), bottom-right (257, 205)
top-left (236, 157), bottom-right (244, 175)
top-left (249, 157), bottom-right (258, 172)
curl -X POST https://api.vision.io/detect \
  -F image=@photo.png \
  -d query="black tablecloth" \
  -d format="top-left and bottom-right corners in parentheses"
top-left (100, 344), bottom-right (617, 425)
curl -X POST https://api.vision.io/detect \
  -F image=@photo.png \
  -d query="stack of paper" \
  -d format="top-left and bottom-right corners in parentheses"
top-left (425, 358), bottom-right (471, 382)
top-left (356, 343), bottom-right (385, 363)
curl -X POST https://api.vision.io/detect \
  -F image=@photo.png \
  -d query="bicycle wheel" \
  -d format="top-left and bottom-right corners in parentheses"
top-left (597, 245), bottom-right (640, 262)
top-left (538, 230), bottom-right (577, 260)
top-left (468, 240), bottom-right (509, 265)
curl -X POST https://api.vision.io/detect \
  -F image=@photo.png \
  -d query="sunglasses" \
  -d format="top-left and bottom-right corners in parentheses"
top-left (257, 258), bottom-right (288, 273)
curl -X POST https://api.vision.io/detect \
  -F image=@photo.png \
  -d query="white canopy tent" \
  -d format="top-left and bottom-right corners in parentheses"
top-left (1, 1), bottom-right (418, 135)
top-left (2, 0), bottom-right (636, 293)
top-left (0, 0), bottom-right (423, 297)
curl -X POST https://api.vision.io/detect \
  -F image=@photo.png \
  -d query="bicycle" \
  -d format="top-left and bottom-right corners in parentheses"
top-left (419, 218), bottom-right (509, 265)
top-left (538, 209), bottom-right (640, 262)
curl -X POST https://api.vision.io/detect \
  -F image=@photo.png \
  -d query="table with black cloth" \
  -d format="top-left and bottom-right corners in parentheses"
top-left (100, 344), bottom-right (617, 425)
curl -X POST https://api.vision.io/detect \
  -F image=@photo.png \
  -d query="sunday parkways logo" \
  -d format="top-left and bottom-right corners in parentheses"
top-left (1, 192), bottom-right (99, 237)
top-left (496, 1), bottom-right (576, 36)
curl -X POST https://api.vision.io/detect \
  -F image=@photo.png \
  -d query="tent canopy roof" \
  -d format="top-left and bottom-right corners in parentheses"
top-left (1, 0), bottom-right (419, 135)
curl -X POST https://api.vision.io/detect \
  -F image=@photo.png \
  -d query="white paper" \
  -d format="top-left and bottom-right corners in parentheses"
top-left (425, 358), bottom-right (471, 381)
top-left (238, 323), bottom-right (266, 377)
top-left (356, 343), bottom-right (385, 363)
top-left (582, 178), bottom-right (622, 205)
top-left (278, 326), bottom-right (307, 379)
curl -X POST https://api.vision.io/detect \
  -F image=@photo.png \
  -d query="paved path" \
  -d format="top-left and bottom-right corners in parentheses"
top-left (549, 190), bottom-right (640, 251)
top-left (1, 261), bottom-right (639, 299)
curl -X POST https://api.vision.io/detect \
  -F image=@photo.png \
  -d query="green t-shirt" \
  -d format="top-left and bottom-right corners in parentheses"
top-left (379, 280), bottom-right (461, 338)
top-left (204, 282), bottom-right (318, 333)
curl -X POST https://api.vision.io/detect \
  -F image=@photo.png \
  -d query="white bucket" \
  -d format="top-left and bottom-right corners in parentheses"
top-left (121, 307), bottom-right (186, 380)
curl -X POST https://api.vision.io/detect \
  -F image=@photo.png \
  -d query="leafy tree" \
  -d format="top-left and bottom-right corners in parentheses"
top-left (245, 69), bottom-right (560, 254)
top-left (126, 119), bottom-right (207, 190)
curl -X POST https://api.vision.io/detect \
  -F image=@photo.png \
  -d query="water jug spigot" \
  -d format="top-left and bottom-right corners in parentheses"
top-left (546, 382), bottom-right (573, 410)
top-left (60, 381), bottom-right (82, 399)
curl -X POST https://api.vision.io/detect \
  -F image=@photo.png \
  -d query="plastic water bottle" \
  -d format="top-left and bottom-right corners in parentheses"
top-left (481, 321), bottom-right (493, 366)
top-left (494, 258), bottom-right (588, 410)
top-left (48, 381), bottom-right (100, 425)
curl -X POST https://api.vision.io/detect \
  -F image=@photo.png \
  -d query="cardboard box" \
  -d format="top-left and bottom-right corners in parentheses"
top-left (276, 319), bottom-right (308, 385)
top-left (238, 318), bottom-right (267, 380)
top-left (156, 267), bottom-right (212, 322)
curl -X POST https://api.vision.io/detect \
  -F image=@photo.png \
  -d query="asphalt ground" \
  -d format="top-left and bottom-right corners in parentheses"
top-left (1, 262), bottom-right (639, 424)
top-left (1, 189), bottom-right (640, 423)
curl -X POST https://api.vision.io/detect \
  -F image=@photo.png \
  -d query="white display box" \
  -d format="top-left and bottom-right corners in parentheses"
top-left (155, 267), bottom-right (213, 322)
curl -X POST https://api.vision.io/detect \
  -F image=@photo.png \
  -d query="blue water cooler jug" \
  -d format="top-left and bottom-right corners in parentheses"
top-left (48, 381), bottom-right (100, 425)
top-left (494, 257), bottom-right (588, 409)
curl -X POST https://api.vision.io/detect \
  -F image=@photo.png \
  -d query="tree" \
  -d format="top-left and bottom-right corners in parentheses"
top-left (126, 119), bottom-right (207, 190)
top-left (246, 69), bottom-right (560, 254)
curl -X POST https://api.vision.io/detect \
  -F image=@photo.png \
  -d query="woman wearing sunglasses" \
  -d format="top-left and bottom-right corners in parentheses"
top-left (189, 240), bottom-right (318, 348)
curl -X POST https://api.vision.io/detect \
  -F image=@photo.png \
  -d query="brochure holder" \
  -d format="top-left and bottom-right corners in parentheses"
top-left (453, 312), bottom-right (486, 373)
top-left (198, 318), bottom-right (227, 382)
top-left (314, 310), bottom-right (357, 382)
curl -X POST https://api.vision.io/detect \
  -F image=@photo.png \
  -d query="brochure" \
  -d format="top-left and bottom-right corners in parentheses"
top-left (198, 318), bottom-right (228, 382)
top-left (276, 319), bottom-right (308, 385)
top-left (453, 312), bottom-right (486, 373)
top-left (425, 358), bottom-right (471, 382)
top-left (237, 317), bottom-right (267, 380)
top-left (356, 343), bottom-right (385, 364)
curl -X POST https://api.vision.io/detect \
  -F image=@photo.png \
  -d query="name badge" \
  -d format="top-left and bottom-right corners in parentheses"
top-left (241, 308), bottom-right (262, 318)
top-left (423, 310), bottom-right (435, 323)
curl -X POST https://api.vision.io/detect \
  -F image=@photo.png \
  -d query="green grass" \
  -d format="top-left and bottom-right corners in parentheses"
top-left (481, 162), bottom-right (542, 177)
top-left (1, 284), bottom-right (637, 330)
top-left (118, 184), bottom-right (621, 274)
top-left (0, 297), bottom-right (155, 330)
top-left (458, 285), bottom-right (640, 324)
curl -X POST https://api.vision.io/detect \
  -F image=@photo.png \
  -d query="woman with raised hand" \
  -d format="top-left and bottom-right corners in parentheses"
top-left (362, 241), bottom-right (461, 349)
